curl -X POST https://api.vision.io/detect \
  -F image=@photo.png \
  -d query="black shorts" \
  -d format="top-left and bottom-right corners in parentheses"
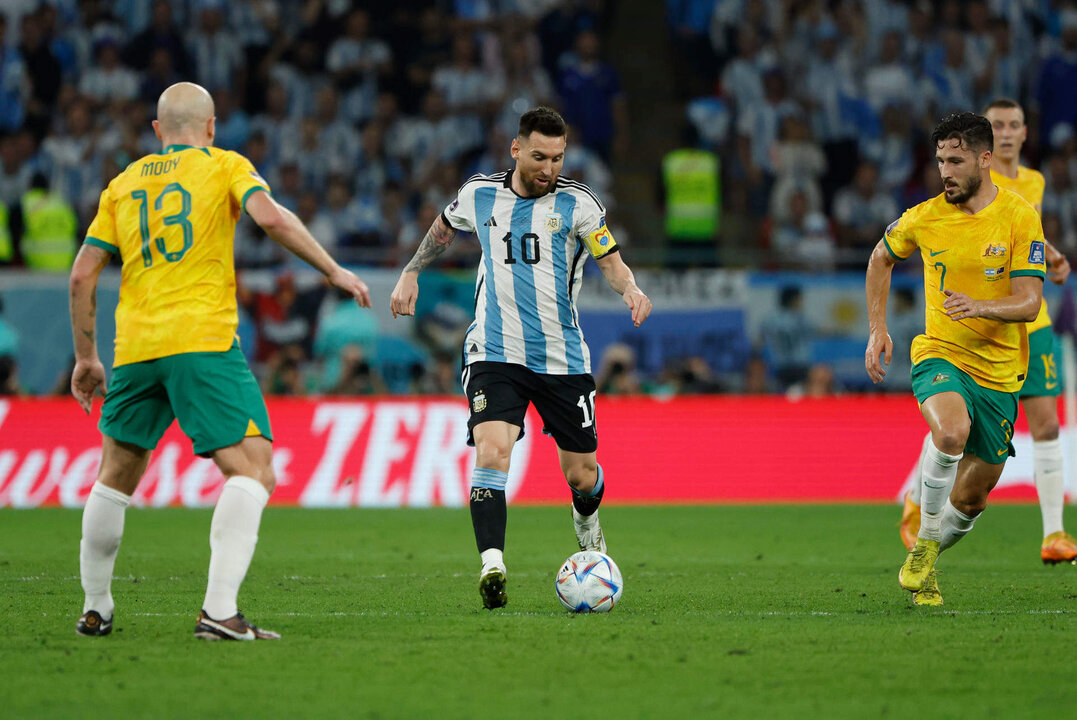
top-left (463, 361), bottom-right (598, 453)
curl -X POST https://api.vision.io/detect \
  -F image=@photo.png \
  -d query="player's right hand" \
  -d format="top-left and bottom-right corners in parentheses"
top-left (864, 329), bottom-right (893, 384)
top-left (71, 358), bottom-right (107, 414)
top-left (390, 271), bottom-right (419, 318)
top-left (329, 267), bottom-right (372, 308)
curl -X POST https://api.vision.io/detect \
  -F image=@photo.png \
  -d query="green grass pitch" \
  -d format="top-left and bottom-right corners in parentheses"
top-left (2, 504), bottom-right (1076, 719)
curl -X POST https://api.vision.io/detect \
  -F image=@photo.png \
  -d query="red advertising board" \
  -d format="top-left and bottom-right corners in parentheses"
top-left (0, 396), bottom-right (1045, 508)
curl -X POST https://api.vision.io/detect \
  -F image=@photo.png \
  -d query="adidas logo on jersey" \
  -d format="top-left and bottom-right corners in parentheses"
top-left (483, 217), bottom-right (497, 227)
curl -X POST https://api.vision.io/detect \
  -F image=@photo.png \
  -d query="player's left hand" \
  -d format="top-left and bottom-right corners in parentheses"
top-left (328, 267), bottom-right (372, 307)
top-left (71, 358), bottom-right (107, 414)
top-left (943, 289), bottom-right (981, 321)
top-left (622, 287), bottom-right (651, 327)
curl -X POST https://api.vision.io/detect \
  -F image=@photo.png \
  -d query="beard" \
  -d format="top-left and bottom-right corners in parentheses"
top-left (944, 173), bottom-right (982, 205)
top-left (521, 172), bottom-right (555, 197)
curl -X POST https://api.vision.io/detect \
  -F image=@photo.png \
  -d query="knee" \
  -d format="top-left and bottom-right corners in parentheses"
top-left (932, 423), bottom-right (970, 456)
top-left (564, 461), bottom-right (599, 492)
top-left (951, 494), bottom-right (985, 518)
top-left (475, 438), bottom-right (512, 473)
top-left (1032, 417), bottom-right (1060, 442)
top-left (256, 464), bottom-right (276, 495)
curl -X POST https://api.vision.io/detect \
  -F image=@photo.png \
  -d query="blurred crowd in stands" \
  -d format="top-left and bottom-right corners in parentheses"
top-left (0, 0), bottom-right (621, 271)
top-left (2, 0), bottom-right (1077, 397)
top-left (667, 0), bottom-right (1077, 269)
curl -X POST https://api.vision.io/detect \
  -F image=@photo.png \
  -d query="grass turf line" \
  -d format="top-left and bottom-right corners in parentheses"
top-left (1, 505), bottom-right (1076, 719)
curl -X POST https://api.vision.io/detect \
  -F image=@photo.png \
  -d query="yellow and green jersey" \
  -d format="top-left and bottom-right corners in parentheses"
top-left (991, 166), bottom-right (1050, 333)
top-left (883, 188), bottom-right (1046, 393)
top-left (84, 145), bottom-right (270, 366)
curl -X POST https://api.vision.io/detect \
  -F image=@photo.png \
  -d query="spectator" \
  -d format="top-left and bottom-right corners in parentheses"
top-left (40, 100), bottom-right (97, 219)
top-left (767, 188), bottom-right (834, 271)
top-left (79, 39), bottom-right (139, 105)
top-left (188, 3), bottom-right (244, 94)
top-left (662, 127), bottom-right (720, 266)
top-left (250, 274), bottom-right (321, 361)
top-left (922, 29), bottom-right (975, 115)
top-left (787, 363), bottom-right (839, 399)
top-left (327, 8), bottom-right (392, 125)
top-left (0, 294), bottom-right (17, 358)
top-left (0, 354), bottom-right (20, 396)
top-left (769, 115), bottom-right (826, 218)
top-left (18, 10), bottom-right (62, 138)
top-left (558, 30), bottom-right (628, 162)
top-left (862, 104), bottom-right (915, 193)
top-left (864, 30), bottom-right (918, 115)
top-left (760, 285), bottom-right (812, 388)
top-left (0, 15), bottom-right (28, 133)
top-left (139, 46), bottom-right (182, 107)
top-left (0, 131), bottom-right (33, 208)
top-left (739, 353), bottom-right (777, 394)
top-left (122, 0), bottom-right (193, 79)
top-left (1037, 10), bottom-right (1077, 142)
top-left (314, 287), bottom-right (380, 391)
top-left (832, 161), bottom-right (898, 253)
top-left (18, 173), bottom-right (77, 272)
top-left (735, 68), bottom-right (798, 213)
top-left (594, 343), bottom-right (643, 395)
top-left (332, 344), bottom-right (389, 395)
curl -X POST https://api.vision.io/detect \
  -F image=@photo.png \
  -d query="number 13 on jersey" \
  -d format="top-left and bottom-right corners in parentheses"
top-left (131, 182), bottom-right (194, 267)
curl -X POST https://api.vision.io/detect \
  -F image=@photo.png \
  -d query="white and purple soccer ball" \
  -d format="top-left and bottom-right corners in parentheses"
top-left (555, 551), bottom-right (623, 613)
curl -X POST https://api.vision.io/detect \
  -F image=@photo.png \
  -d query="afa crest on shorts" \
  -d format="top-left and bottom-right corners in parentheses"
top-left (472, 390), bottom-right (487, 413)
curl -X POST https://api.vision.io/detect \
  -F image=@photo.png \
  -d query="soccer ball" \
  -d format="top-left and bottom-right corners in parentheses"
top-left (555, 551), bottom-right (623, 613)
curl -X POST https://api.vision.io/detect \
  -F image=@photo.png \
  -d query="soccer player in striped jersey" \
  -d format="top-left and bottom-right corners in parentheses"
top-left (70, 83), bottom-right (371, 639)
top-left (898, 99), bottom-right (1076, 565)
top-left (867, 112), bottom-right (1046, 605)
top-left (390, 106), bottom-right (652, 609)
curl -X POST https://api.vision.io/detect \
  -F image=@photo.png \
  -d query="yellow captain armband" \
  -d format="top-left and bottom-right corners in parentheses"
top-left (583, 223), bottom-right (618, 258)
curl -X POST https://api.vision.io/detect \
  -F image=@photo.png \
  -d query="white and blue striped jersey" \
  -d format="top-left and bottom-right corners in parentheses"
top-left (442, 170), bottom-right (619, 375)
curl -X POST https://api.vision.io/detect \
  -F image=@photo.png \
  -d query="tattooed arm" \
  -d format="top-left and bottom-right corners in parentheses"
top-left (69, 244), bottom-right (112, 413)
top-left (390, 213), bottom-right (458, 318)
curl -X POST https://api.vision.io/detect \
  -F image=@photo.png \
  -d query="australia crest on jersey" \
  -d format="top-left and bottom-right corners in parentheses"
top-left (545, 212), bottom-right (562, 233)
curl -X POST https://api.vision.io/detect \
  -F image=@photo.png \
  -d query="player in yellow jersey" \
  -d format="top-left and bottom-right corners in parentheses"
top-left (898, 99), bottom-right (1077, 565)
top-left (69, 83), bottom-right (372, 640)
top-left (866, 112), bottom-right (1045, 605)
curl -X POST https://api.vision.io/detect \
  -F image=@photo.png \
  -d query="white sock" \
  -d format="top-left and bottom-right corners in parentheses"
top-left (939, 499), bottom-right (977, 551)
top-left (910, 433), bottom-right (932, 505)
top-left (1034, 439), bottom-right (1065, 537)
top-left (80, 482), bottom-right (131, 617)
top-left (919, 438), bottom-right (962, 541)
top-left (480, 548), bottom-right (504, 573)
top-left (203, 476), bottom-right (269, 620)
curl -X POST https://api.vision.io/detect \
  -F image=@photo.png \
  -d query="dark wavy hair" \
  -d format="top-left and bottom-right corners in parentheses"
top-left (518, 106), bottom-right (567, 139)
top-left (930, 112), bottom-right (994, 154)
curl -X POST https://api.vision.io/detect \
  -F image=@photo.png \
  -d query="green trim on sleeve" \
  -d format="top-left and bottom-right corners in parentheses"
top-left (241, 186), bottom-right (269, 214)
top-left (882, 237), bottom-right (907, 261)
top-left (84, 237), bottom-right (118, 254)
top-left (1011, 269), bottom-right (1046, 279)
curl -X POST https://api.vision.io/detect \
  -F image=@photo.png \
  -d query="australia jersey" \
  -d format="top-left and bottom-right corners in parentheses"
top-left (883, 188), bottom-right (1046, 393)
top-left (991, 166), bottom-right (1051, 334)
top-left (442, 170), bottom-right (618, 375)
top-left (84, 145), bottom-right (270, 366)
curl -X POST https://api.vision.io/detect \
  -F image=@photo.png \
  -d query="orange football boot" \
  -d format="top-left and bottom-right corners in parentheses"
top-left (899, 490), bottom-right (921, 551)
top-left (1041, 531), bottom-right (1077, 565)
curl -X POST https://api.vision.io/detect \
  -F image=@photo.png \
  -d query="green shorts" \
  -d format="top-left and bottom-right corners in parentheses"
top-left (911, 358), bottom-right (1017, 464)
top-left (1019, 327), bottom-right (1062, 398)
top-left (100, 342), bottom-right (272, 456)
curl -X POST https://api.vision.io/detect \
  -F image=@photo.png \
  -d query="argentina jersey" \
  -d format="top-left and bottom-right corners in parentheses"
top-left (442, 170), bottom-right (619, 375)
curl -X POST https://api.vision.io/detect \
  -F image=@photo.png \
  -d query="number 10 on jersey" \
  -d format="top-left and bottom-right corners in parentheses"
top-left (502, 231), bottom-right (541, 265)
